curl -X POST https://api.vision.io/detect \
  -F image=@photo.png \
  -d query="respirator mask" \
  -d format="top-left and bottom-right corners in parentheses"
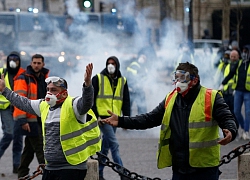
top-left (107, 64), bottom-right (116, 74)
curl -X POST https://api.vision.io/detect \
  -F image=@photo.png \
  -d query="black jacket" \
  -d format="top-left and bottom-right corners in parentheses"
top-left (92, 56), bottom-right (130, 119)
top-left (118, 84), bottom-right (237, 172)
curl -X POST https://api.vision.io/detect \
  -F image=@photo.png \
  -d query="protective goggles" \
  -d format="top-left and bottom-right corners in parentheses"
top-left (45, 76), bottom-right (66, 89)
top-left (8, 55), bottom-right (20, 62)
top-left (172, 70), bottom-right (194, 83)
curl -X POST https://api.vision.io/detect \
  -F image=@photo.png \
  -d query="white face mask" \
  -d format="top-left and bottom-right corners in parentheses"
top-left (9, 60), bottom-right (17, 68)
top-left (107, 64), bottom-right (116, 74)
top-left (45, 92), bottom-right (58, 107)
top-left (175, 81), bottom-right (190, 94)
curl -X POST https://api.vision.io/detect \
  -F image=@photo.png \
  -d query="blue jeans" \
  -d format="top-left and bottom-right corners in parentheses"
top-left (234, 90), bottom-right (250, 131)
top-left (0, 107), bottom-right (23, 168)
top-left (99, 124), bottom-right (123, 177)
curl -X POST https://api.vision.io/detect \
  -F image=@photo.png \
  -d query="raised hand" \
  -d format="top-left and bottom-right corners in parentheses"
top-left (0, 74), bottom-right (6, 93)
top-left (84, 63), bottom-right (93, 87)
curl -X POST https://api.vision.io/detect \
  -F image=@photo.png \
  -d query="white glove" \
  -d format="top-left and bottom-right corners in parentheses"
top-left (218, 84), bottom-right (224, 91)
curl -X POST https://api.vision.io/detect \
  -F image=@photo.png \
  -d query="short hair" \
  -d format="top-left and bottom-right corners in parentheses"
top-left (176, 62), bottom-right (199, 79)
top-left (32, 54), bottom-right (44, 62)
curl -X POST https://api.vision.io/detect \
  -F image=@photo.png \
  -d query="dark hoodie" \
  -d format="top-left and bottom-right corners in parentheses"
top-left (6, 51), bottom-right (22, 89)
top-left (91, 56), bottom-right (130, 119)
top-left (222, 45), bottom-right (250, 91)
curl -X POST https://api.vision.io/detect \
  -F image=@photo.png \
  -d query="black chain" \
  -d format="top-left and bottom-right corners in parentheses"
top-left (219, 141), bottom-right (250, 167)
top-left (17, 141), bottom-right (250, 180)
top-left (91, 152), bottom-right (161, 180)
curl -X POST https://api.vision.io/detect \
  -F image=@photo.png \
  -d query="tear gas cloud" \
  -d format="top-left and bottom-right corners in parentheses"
top-left (52, 0), bottom-right (219, 138)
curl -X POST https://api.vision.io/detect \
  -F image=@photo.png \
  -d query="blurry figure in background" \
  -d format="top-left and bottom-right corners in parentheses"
top-left (126, 49), bottom-right (149, 115)
top-left (218, 50), bottom-right (239, 125)
top-left (0, 51), bottom-right (25, 173)
top-left (91, 56), bottom-right (130, 180)
top-left (230, 41), bottom-right (242, 59)
top-left (175, 42), bottom-right (194, 67)
top-left (201, 29), bottom-right (211, 39)
top-left (220, 45), bottom-right (250, 140)
top-left (14, 54), bottom-right (49, 178)
top-left (0, 50), bottom-right (6, 68)
top-left (64, 15), bottom-right (73, 38)
top-left (215, 39), bottom-right (231, 67)
top-left (214, 50), bottom-right (231, 85)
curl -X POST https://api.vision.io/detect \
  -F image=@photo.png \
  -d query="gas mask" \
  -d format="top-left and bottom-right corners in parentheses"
top-left (107, 64), bottom-right (116, 74)
top-left (45, 90), bottom-right (66, 107)
top-left (172, 70), bottom-right (194, 95)
top-left (9, 60), bottom-right (17, 68)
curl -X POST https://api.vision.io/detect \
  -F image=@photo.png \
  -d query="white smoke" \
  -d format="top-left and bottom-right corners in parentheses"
top-left (58, 1), bottom-right (219, 138)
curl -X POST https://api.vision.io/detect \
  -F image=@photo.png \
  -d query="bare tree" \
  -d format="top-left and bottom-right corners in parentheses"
top-left (222, 0), bottom-right (231, 40)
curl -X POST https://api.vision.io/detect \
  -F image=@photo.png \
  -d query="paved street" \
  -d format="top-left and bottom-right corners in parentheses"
top-left (0, 126), bottom-right (249, 180)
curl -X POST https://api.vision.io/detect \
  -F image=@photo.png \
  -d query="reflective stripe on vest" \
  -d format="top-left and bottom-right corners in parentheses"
top-left (157, 87), bottom-right (220, 169)
top-left (0, 68), bottom-right (11, 109)
top-left (96, 74), bottom-right (125, 116)
top-left (233, 60), bottom-right (250, 90)
top-left (40, 96), bottom-right (101, 165)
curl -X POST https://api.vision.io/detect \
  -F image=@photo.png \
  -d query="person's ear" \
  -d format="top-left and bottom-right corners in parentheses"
top-left (62, 90), bottom-right (68, 98)
top-left (192, 77), bottom-right (198, 85)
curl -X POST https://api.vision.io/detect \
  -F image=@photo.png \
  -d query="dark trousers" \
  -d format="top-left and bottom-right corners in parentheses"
top-left (42, 169), bottom-right (87, 180)
top-left (18, 134), bottom-right (45, 178)
top-left (172, 167), bottom-right (220, 180)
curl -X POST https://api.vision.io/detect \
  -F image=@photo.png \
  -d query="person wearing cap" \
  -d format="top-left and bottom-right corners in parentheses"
top-left (0, 51), bottom-right (25, 174)
top-left (0, 62), bottom-right (101, 180)
top-left (220, 45), bottom-right (250, 140)
top-left (101, 62), bottom-right (237, 180)
top-left (91, 56), bottom-right (130, 180)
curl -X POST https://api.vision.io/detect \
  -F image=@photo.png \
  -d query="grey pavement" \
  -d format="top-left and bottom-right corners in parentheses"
top-left (0, 127), bottom-right (249, 180)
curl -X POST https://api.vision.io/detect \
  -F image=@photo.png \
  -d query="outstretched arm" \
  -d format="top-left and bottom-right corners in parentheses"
top-left (0, 74), bottom-right (37, 115)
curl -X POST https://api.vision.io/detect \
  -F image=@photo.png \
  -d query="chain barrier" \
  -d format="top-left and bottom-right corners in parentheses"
top-left (15, 141), bottom-right (250, 180)
top-left (91, 152), bottom-right (161, 180)
top-left (219, 141), bottom-right (250, 167)
top-left (18, 164), bottom-right (45, 180)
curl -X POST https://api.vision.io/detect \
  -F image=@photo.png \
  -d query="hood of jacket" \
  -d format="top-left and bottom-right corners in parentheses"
top-left (100, 56), bottom-right (122, 78)
top-left (6, 51), bottom-right (21, 75)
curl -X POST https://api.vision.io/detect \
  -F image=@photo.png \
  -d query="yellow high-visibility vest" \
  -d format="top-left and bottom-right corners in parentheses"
top-left (157, 87), bottom-right (220, 169)
top-left (96, 73), bottom-right (125, 116)
top-left (40, 96), bottom-right (101, 165)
